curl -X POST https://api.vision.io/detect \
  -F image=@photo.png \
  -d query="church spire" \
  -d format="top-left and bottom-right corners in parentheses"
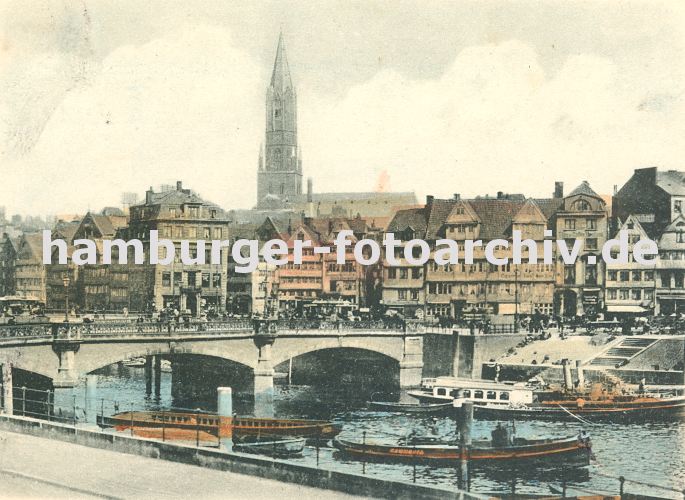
top-left (270, 31), bottom-right (293, 92)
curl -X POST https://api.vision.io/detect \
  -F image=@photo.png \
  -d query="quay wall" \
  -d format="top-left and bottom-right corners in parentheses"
top-left (483, 363), bottom-right (684, 386)
top-left (624, 339), bottom-right (684, 372)
top-left (0, 414), bottom-right (485, 500)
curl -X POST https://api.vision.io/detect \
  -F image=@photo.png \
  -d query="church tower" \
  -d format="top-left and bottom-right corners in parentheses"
top-left (256, 33), bottom-right (303, 209)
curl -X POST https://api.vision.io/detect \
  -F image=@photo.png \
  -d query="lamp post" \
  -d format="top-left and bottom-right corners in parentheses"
top-left (514, 268), bottom-right (520, 329)
top-left (62, 272), bottom-right (71, 322)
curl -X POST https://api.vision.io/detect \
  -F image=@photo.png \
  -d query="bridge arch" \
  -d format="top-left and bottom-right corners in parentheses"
top-left (76, 343), bottom-right (256, 376)
top-left (270, 336), bottom-right (405, 367)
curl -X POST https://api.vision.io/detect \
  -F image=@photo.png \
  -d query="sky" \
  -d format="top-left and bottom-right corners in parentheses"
top-left (1, 0), bottom-right (684, 215)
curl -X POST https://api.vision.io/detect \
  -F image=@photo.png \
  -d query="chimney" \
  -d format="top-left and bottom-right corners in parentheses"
top-left (554, 181), bottom-right (564, 198)
top-left (497, 191), bottom-right (504, 199)
top-left (453, 193), bottom-right (460, 201)
top-left (176, 181), bottom-right (183, 191)
top-left (426, 195), bottom-right (434, 207)
top-left (613, 184), bottom-right (618, 195)
top-left (307, 177), bottom-right (313, 203)
top-left (145, 187), bottom-right (153, 204)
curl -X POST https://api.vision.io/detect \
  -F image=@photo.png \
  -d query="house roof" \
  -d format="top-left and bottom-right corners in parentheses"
top-left (567, 180), bottom-right (601, 199)
top-left (467, 199), bottom-right (526, 240)
top-left (656, 170), bottom-right (685, 196)
top-left (387, 207), bottom-right (429, 236)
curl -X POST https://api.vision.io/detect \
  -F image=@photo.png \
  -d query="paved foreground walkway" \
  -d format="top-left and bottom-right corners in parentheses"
top-left (0, 431), bottom-right (365, 499)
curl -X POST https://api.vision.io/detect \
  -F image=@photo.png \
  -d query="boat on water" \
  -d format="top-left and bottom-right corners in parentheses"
top-left (333, 432), bottom-right (592, 467)
top-left (472, 392), bottom-right (685, 420)
top-left (98, 411), bottom-right (341, 440)
top-left (367, 401), bottom-right (454, 415)
top-left (122, 357), bottom-right (146, 367)
top-left (408, 377), bottom-right (537, 406)
top-left (233, 435), bottom-right (305, 458)
top-left (411, 376), bottom-right (685, 420)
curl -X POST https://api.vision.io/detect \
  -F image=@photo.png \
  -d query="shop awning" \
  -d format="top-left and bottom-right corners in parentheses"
top-left (606, 305), bottom-right (647, 313)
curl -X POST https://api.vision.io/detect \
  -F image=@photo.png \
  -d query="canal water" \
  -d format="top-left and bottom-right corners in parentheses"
top-left (80, 365), bottom-right (685, 498)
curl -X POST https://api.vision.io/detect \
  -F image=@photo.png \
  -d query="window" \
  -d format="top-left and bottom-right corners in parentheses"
top-left (437, 388), bottom-right (447, 396)
top-left (675, 200), bottom-right (683, 213)
top-left (410, 290), bottom-right (419, 301)
top-left (203, 227), bottom-right (211, 239)
top-left (411, 268), bottom-right (421, 279)
top-left (631, 289), bottom-right (641, 300)
top-left (173, 272), bottom-right (182, 285)
top-left (564, 219), bottom-right (576, 230)
top-left (573, 200), bottom-right (590, 211)
top-left (388, 268), bottom-right (397, 279)
top-left (486, 391), bottom-right (497, 400)
top-left (644, 290), bottom-right (654, 301)
top-left (619, 271), bottom-right (630, 282)
top-left (608, 270), bottom-right (617, 281)
top-left (587, 219), bottom-right (597, 230)
top-left (210, 209), bottom-right (217, 219)
top-left (678, 232), bottom-right (685, 243)
top-left (632, 270), bottom-right (641, 281)
top-left (398, 290), bottom-right (407, 300)
top-left (473, 390), bottom-right (483, 399)
top-left (461, 390), bottom-right (471, 398)
top-left (644, 271), bottom-right (654, 281)
top-left (202, 273), bottom-right (210, 288)
top-left (585, 238), bottom-right (598, 251)
top-left (162, 272), bottom-right (171, 287)
top-left (499, 392), bottom-right (510, 401)
top-left (619, 289), bottom-right (629, 300)
top-left (607, 289), bottom-right (617, 300)
top-left (564, 265), bottom-right (575, 285)
top-left (400, 269), bottom-right (408, 279)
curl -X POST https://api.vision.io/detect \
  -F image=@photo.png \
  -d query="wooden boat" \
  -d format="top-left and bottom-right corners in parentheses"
top-left (367, 401), bottom-right (454, 415)
top-left (333, 434), bottom-right (591, 467)
top-left (98, 411), bottom-right (341, 440)
top-left (473, 393), bottom-right (685, 421)
top-left (233, 435), bottom-right (305, 458)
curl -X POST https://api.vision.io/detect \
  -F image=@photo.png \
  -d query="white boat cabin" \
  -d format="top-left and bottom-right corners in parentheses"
top-left (413, 377), bottom-right (534, 405)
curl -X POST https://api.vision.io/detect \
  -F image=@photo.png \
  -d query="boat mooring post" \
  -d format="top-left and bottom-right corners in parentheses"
top-left (85, 374), bottom-right (97, 425)
top-left (217, 387), bottom-right (233, 452)
top-left (562, 359), bottom-right (573, 391)
top-left (458, 400), bottom-right (473, 490)
top-left (575, 360), bottom-right (585, 392)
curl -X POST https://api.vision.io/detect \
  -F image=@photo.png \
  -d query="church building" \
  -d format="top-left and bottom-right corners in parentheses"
top-left (252, 34), bottom-right (416, 218)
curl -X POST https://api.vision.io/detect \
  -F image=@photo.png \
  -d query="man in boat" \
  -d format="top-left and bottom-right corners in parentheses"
top-left (491, 422), bottom-right (512, 447)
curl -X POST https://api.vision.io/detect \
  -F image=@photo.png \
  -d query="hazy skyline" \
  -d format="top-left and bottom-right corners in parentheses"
top-left (1, 0), bottom-right (684, 214)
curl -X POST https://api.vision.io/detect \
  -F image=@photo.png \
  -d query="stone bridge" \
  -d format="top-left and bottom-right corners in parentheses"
top-left (0, 319), bottom-right (439, 415)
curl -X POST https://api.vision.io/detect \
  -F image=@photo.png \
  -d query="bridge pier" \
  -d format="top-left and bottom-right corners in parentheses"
top-left (52, 338), bottom-right (80, 389)
top-left (153, 355), bottom-right (162, 399)
top-left (1, 362), bottom-right (12, 414)
top-left (145, 356), bottom-right (153, 396)
top-left (399, 336), bottom-right (424, 388)
top-left (253, 320), bottom-right (277, 418)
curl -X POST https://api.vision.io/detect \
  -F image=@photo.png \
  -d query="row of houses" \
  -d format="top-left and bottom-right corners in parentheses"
top-left (382, 167), bottom-right (685, 320)
top-left (3, 167), bottom-right (685, 320)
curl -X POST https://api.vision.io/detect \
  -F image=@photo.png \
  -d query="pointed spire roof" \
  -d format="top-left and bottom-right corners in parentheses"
top-left (270, 32), bottom-right (293, 92)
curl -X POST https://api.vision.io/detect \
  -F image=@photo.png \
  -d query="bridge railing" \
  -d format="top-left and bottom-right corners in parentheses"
top-left (0, 324), bottom-right (53, 341)
top-left (72, 319), bottom-right (254, 339)
top-left (0, 318), bottom-right (462, 342)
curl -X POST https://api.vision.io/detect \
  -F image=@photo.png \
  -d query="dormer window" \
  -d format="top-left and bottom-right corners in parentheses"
top-left (573, 199), bottom-right (591, 211)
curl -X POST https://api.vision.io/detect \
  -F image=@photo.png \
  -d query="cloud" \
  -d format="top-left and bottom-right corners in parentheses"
top-left (1, 23), bottom-right (262, 213)
top-left (301, 39), bottom-right (685, 199)
top-left (1, 27), bottom-right (683, 215)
